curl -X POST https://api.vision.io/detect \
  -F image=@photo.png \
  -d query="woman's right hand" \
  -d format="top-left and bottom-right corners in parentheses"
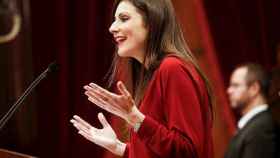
top-left (83, 81), bottom-right (145, 127)
top-left (70, 113), bottom-right (126, 156)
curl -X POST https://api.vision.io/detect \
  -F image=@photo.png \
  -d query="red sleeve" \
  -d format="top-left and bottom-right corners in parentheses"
top-left (136, 59), bottom-right (208, 158)
top-left (123, 142), bottom-right (130, 158)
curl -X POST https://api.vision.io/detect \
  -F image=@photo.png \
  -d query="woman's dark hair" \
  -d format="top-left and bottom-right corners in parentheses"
top-left (107, 0), bottom-right (214, 115)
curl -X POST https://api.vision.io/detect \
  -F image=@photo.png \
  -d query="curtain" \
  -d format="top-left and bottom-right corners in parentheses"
top-left (0, 0), bottom-right (38, 155)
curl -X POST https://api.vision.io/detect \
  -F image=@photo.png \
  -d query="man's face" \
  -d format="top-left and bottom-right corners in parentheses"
top-left (227, 67), bottom-right (251, 110)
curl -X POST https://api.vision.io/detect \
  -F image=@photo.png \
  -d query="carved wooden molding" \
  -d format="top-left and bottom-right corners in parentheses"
top-left (0, 14), bottom-right (21, 43)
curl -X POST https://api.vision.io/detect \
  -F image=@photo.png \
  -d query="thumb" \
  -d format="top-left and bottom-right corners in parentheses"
top-left (117, 81), bottom-right (130, 96)
top-left (98, 113), bottom-right (109, 128)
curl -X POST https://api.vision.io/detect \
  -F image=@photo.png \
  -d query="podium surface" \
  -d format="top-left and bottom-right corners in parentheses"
top-left (0, 149), bottom-right (37, 158)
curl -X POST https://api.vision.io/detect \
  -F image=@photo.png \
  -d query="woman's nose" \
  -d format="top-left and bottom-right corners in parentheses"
top-left (109, 21), bottom-right (119, 34)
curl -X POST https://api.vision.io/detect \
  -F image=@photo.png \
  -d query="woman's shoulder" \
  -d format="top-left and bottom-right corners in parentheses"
top-left (157, 54), bottom-right (204, 85)
top-left (158, 55), bottom-right (196, 74)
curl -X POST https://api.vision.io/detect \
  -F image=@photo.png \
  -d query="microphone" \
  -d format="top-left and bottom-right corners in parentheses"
top-left (0, 62), bottom-right (59, 131)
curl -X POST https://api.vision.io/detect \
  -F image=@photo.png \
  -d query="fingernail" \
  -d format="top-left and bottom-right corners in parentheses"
top-left (117, 81), bottom-right (122, 85)
top-left (98, 112), bottom-right (103, 118)
top-left (89, 83), bottom-right (97, 88)
top-left (84, 85), bottom-right (92, 90)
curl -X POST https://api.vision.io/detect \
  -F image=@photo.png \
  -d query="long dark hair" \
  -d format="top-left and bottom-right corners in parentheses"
top-left (108, 0), bottom-right (214, 114)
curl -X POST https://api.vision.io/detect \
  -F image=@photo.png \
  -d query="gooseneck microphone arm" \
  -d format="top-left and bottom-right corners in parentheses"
top-left (0, 62), bottom-right (58, 131)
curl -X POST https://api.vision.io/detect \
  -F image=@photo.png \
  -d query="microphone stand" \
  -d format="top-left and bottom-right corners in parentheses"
top-left (0, 62), bottom-right (58, 131)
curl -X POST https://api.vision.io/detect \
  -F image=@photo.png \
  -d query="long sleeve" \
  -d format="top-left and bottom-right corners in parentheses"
top-left (242, 114), bottom-right (278, 158)
top-left (135, 58), bottom-right (212, 158)
top-left (242, 135), bottom-right (276, 158)
top-left (123, 143), bottom-right (130, 158)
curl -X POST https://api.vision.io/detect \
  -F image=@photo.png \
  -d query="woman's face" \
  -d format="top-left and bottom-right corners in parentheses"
top-left (109, 1), bottom-right (148, 63)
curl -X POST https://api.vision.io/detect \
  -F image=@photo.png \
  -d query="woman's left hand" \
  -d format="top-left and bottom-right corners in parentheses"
top-left (70, 113), bottom-right (126, 156)
top-left (84, 81), bottom-right (144, 126)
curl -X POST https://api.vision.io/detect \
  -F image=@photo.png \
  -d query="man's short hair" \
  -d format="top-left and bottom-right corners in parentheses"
top-left (237, 63), bottom-right (269, 97)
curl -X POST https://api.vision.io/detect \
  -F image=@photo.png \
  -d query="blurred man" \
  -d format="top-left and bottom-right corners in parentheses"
top-left (225, 63), bottom-right (279, 158)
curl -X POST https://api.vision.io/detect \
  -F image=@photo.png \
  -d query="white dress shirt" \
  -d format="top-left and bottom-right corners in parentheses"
top-left (238, 104), bottom-right (268, 129)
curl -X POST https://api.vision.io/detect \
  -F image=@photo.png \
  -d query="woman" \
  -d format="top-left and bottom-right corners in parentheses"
top-left (70, 0), bottom-right (214, 157)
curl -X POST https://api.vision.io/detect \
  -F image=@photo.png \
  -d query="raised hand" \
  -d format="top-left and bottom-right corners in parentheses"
top-left (70, 113), bottom-right (126, 156)
top-left (84, 81), bottom-right (144, 126)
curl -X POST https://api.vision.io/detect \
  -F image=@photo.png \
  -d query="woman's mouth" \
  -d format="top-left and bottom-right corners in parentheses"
top-left (114, 36), bottom-right (127, 45)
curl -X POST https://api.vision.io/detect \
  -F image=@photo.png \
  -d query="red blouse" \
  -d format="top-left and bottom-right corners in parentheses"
top-left (124, 56), bottom-right (213, 158)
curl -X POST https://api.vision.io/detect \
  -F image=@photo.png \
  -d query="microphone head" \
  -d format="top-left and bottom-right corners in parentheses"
top-left (47, 61), bottom-right (59, 73)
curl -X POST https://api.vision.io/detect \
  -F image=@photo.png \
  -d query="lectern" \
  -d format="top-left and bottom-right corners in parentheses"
top-left (0, 149), bottom-right (37, 158)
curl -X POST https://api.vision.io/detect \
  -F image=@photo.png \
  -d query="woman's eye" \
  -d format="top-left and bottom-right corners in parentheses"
top-left (119, 16), bottom-right (129, 22)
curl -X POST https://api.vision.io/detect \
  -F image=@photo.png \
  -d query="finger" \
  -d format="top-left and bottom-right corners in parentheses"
top-left (85, 89), bottom-right (111, 103)
top-left (72, 115), bottom-right (92, 129)
top-left (83, 85), bottom-right (91, 90)
top-left (85, 84), bottom-right (124, 110)
top-left (86, 90), bottom-right (123, 112)
top-left (88, 96), bottom-right (121, 115)
top-left (84, 85), bottom-right (108, 97)
top-left (89, 83), bottom-right (118, 99)
top-left (117, 81), bottom-right (130, 96)
top-left (87, 95), bottom-right (109, 110)
top-left (87, 91), bottom-right (124, 113)
top-left (73, 121), bottom-right (91, 134)
top-left (72, 120), bottom-right (98, 136)
top-left (98, 113), bottom-right (109, 128)
top-left (78, 130), bottom-right (94, 142)
top-left (88, 97), bottom-right (123, 117)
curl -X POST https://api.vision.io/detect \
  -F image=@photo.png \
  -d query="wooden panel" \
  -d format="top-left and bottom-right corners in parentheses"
top-left (0, 149), bottom-right (37, 158)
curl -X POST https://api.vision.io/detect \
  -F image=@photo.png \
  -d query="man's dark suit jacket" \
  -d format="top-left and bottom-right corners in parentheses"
top-left (224, 110), bottom-right (280, 158)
